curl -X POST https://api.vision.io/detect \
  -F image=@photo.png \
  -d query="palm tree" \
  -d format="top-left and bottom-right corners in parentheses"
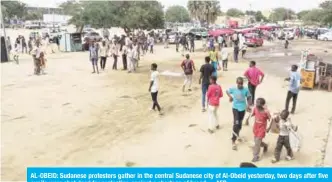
top-left (187, 0), bottom-right (221, 26)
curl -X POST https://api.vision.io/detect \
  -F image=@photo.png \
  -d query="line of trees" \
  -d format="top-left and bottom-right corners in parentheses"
top-left (2, 0), bottom-right (332, 30)
top-left (1, 1), bottom-right (46, 21)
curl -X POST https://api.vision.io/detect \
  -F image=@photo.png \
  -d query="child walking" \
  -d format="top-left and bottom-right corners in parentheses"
top-left (251, 98), bottom-right (270, 162)
top-left (149, 63), bottom-right (162, 115)
top-left (271, 110), bottom-right (295, 163)
top-left (226, 77), bottom-right (252, 150)
top-left (206, 76), bottom-right (223, 134)
top-left (181, 54), bottom-right (196, 92)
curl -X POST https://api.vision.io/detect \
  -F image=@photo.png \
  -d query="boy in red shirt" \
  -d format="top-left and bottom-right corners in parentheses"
top-left (251, 98), bottom-right (271, 162)
top-left (207, 76), bottom-right (223, 134)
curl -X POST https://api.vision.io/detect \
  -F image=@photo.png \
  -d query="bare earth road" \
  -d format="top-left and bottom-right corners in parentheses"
top-left (1, 38), bottom-right (332, 180)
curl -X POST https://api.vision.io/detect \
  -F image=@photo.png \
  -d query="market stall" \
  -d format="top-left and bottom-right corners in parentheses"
top-left (299, 50), bottom-right (332, 91)
top-left (300, 53), bottom-right (317, 89)
top-left (208, 28), bottom-right (235, 37)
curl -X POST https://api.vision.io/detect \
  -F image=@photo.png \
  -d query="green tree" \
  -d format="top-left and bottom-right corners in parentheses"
top-left (226, 8), bottom-right (244, 17)
top-left (165, 5), bottom-right (190, 23)
top-left (1, 1), bottom-right (26, 21)
top-left (245, 10), bottom-right (256, 16)
top-left (255, 11), bottom-right (267, 22)
top-left (302, 9), bottom-right (325, 25)
top-left (269, 7), bottom-right (295, 22)
top-left (297, 10), bottom-right (310, 20)
top-left (60, 1), bottom-right (165, 34)
top-left (187, 0), bottom-right (221, 26)
top-left (24, 10), bottom-right (43, 20)
top-left (319, 0), bottom-right (332, 25)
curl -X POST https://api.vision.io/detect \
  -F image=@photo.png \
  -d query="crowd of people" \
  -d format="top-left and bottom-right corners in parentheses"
top-left (6, 34), bottom-right (61, 75)
top-left (6, 27), bottom-right (302, 164)
top-left (97, 28), bottom-right (302, 164)
top-left (146, 36), bottom-right (301, 164)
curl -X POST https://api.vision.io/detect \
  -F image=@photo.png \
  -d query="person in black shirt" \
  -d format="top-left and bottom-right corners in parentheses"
top-left (189, 34), bottom-right (195, 52)
top-left (233, 44), bottom-right (239, 63)
top-left (175, 33), bottom-right (179, 52)
top-left (199, 56), bottom-right (215, 112)
top-left (22, 37), bottom-right (27, 54)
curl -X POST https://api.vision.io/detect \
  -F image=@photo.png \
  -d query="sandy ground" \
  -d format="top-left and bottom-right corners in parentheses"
top-left (1, 29), bottom-right (332, 180)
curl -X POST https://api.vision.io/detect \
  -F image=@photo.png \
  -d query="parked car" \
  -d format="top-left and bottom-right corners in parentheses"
top-left (83, 32), bottom-right (102, 42)
top-left (83, 28), bottom-right (97, 33)
top-left (244, 33), bottom-right (264, 47)
top-left (42, 28), bottom-right (64, 41)
top-left (318, 31), bottom-right (332, 41)
top-left (187, 28), bottom-right (208, 39)
top-left (305, 28), bottom-right (316, 39)
top-left (25, 21), bottom-right (40, 29)
top-left (315, 28), bottom-right (330, 39)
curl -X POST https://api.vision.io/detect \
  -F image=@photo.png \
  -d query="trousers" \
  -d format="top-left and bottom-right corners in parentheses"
top-left (285, 91), bottom-right (298, 112)
top-left (274, 135), bottom-right (293, 161)
top-left (253, 137), bottom-right (268, 158)
top-left (183, 74), bottom-right (193, 89)
top-left (232, 108), bottom-right (245, 142)
top-left (202, 84), bottom-right (209, 108)
top-left (208, 105), bottom-right (219, 130)
top-left (248, 82), bottom-right (256, 104)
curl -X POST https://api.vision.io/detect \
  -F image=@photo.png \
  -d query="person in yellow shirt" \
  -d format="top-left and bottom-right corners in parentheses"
top-left (209, 47), bottom-right (220, 76)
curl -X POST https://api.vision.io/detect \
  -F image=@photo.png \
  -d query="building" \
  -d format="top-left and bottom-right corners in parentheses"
top-left (277, 20), bottom-right (304, 27)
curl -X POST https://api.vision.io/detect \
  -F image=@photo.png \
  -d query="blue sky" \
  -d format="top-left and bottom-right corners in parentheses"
top-left (21, 0), bottom-right (325, 12)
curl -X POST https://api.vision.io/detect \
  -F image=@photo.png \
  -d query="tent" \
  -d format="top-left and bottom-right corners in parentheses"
top-left (234, 27), bottom-right (257, 34)
top-left (208, 28), bottom-right (235, 37)
top-left (257, 25), bottom-right (273, 31)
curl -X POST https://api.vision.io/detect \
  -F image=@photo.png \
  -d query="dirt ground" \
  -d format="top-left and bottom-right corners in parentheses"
top-left (1, 31), bottom-right (332, 180)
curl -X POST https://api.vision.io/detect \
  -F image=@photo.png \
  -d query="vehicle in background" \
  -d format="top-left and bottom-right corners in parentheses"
top-left (83, 28), bottom-right (97, 33)
top-left (315, 28), bottom-right (329, 39)
top-left (83, 32), bottom-right (102, 42)
top-left (24, 21), bottom-right (40, 29)
top-left (42, 28), bottom-right (64, 41)
top-left (318, 31), bottom-right (332, 41)
top-left (187, 27), bottom-right (208, 39)
top-left (244, 33), bottom-right (264, 47)
top-left (168, 32), bottom-right (178, 44)
top-left (305, 28), bottom-right (316, 39)
top-left (25, 21), bottom-right (47, 29)
top-left (278, 28), bottom-right (295, 40)
top-left (46, 23), bottom-right (61, 28)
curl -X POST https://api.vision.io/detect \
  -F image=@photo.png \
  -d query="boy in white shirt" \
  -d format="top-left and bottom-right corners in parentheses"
top-left (148, 63), bottom-right (162, 115)
top-left (220, 49), bottom-right (229, 71)
top-left (271, 110), bottom-right (297, 163)
top-left (12, 45), bottom-right (20, 64)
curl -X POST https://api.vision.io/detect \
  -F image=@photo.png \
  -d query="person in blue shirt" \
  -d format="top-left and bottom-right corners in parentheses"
top-left (89, 41), bottom-right (99, 74)
top-left (226, 77), bottom-right (252, 150)
top-left (285, 65), bottom-right (301, 114)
